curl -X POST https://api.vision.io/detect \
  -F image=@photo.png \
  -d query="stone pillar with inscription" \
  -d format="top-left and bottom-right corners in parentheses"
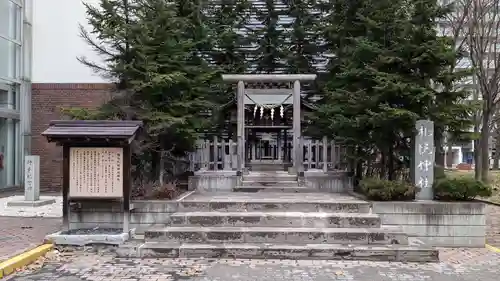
top-left (7, 155), bottom-right (56, 207)
top-left (414, 120), bottom-right (435, 200)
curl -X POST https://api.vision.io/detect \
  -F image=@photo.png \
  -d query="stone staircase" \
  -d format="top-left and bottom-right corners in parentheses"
top-left (119, 186), bottom-right (439, 261)
top-left (234, 171), bottom-right (317, 193)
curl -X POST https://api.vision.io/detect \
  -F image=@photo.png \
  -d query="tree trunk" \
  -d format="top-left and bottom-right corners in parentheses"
top-left (388, 144), bottom-right (394, 181)
top-left (355, 150), bottom-right (363, 186)
top-left (446, 141), bottom-right (453, 168)
top-left (474, 113), bottom-right (481, 180)
top-left (494, 143), bottom-right (500, 169)
top-left (480, 103), bottom-right (490, 183)
top-left (473, 75), bottom-right (481, 180)
top-left (367, 154), bottom-right (373, 177)
top-left (380, 150), bottom-right (387, 179)
top-left (434, 126), bottom-right (445, 167)
top-left (494, 134), bottom-right (500, 169)
top-left (159, 151), bottom-right (165, 185)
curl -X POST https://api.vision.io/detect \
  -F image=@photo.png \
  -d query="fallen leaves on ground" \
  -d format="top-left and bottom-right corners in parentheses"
top-left (15, 249), bottom-right (72, 273)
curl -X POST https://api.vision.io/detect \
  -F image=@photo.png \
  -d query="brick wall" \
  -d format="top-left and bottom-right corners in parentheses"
top-left (31, 83), bottom-right (112, 190)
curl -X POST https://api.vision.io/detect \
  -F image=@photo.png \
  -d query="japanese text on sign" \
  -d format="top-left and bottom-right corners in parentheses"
top-left (69, 147), bottom-right (124, 198)
top-left (25, 159), bottom-right (33, 190)
top-left (414, 120), bottom-right (434, 199)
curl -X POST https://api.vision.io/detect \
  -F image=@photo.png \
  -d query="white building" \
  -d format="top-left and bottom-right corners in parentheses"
top-left (0, 0), bottom-right (33, 189)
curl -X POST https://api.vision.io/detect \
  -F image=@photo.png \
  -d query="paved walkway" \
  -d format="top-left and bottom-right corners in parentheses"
top-left (0, 217), bottom-right (61, 261)
top-left (486, 204), bottom-right (500, 246)
top-left (0, 191), bottom-right (62, 261)
top-left (4, 248), bottom-right (500, 281)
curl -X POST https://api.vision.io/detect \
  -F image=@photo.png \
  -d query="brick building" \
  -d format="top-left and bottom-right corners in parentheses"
top-left (31, 83), bottom-right (111, 190)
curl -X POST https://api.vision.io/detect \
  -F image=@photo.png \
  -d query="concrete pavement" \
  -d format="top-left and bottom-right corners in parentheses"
top-left (2, 248), bottom-right (500, 281)
top-left (0, 217), bottom-right (60, 261)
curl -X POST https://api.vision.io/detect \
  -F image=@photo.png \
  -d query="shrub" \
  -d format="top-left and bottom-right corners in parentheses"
top-left (433, 176), bottom-right (492, 201)
top-left (360, 178), bottom-right (419, 201)
top-left (434, 165), bottom-right (446, 180)
top-left (132, 180), bottom-right (180, 200)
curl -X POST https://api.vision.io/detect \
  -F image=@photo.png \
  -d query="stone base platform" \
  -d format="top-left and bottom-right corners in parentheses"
top-left (57, 192), bottom-right (441, 262)
top-left (179, 192), bottom-right (371, 213)
top-left (6, 198), bottom-right (57, 207)
top-left (45, 228), bottom-right (131, 246)
top-left (116, 242), bottom-right (439, 262)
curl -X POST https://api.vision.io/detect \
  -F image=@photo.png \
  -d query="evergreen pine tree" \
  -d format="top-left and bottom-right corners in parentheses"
top-left (66, 0), bottom-right (219, 156)
top-left (313, 0), bottom-right (474, 180)
top-left (283, 0), bottom-right (320, 74)
top-left (253, 0), bottom-right (287, 73)
top-left (208, 0), bottom-right (252, 74)
top-left (206, 0), bottom-right (253, 135)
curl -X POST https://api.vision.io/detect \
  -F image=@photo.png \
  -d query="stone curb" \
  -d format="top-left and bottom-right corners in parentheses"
top-left (474, 198), bottom-right (500, 207)
top-left (486, 244), bottom-right (500, 253)
top-left (0, 243), bottom-right (53, 278)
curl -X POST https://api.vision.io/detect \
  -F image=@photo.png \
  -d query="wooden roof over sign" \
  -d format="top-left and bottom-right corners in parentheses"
top-left (42, 120), bottom-right (143, 144)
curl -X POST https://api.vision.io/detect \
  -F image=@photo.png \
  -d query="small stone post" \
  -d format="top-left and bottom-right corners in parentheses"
top-left (414, 120), bottom-right (435, 200)
top-left (24, 155), bottom-right (40, 201)
top-left (7, 155), bottom-right (56, 207)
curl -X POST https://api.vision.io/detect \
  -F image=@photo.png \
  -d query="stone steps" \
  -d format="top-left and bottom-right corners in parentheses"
top-left (116, 242), bottom-right (439, 262)
top-left (179, 198), bottom-right (370, 213)
top-left (169, 211), bottom-right (381, 228)
top-left (247, 163), bottom-right (289, 172)
top-left (144, 226), bottom-right (408, 245)
top-left (123, 191), bottom-right (438, 262)
top-left (240, 180), bottom-right (300, 187)
top-left (243, 175), bottom-right (297, 181)
top-left (233, 186), bottom-right (317, 193)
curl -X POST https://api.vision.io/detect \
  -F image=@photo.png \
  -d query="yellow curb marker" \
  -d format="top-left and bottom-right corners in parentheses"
top-left (0, 244), bottom-right (53, 278)
top-left (486, 244), bottom-right (500, 253)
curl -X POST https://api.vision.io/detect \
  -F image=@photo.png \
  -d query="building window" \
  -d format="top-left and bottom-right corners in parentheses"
top-left (0, 0), bottom-right (25, 189)
top-left (0, 83), bottom-right (17, 110)
top-left (0, 0), bottom-right (21, 41)
top-left (24, 0), bottom-right (32, 23)
top-left (0, 39), bottom-right (20, 80)
top-left (23, 23), bottom-right (31, 79)
top-left (0, 87), bottom-right (7, 108)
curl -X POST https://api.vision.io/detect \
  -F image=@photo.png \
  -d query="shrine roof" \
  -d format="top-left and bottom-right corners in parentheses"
top-left (42, 120), bottom-right (143, 140)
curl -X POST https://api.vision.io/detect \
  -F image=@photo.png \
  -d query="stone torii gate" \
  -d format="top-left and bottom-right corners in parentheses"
top-left (221, 74), bottom-right (317, 177)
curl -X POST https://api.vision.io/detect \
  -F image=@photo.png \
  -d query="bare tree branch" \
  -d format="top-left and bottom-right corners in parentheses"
top-left (468, 0), bottom-right (500, 109)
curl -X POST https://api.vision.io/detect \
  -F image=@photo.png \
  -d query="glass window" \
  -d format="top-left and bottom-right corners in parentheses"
top-left (0, 118), bottom-right (15, 188)
top-left (0, 118), bottom-right (7, 188)
top-left (0, 1), bottom-right (22, 41)
top-left (0, 83), bottom-right (18, 110)
top-left (0, 87), bottom-right (7, 108)
top-left (0, 38), bottom-right (21, 80)
top-left (14, 119), bottom-right (19, 186)
top-left (24, 0), bottom-right (33, 24)
top-left (12, 84), bottom-right (18, 110)
top-left (23, 23), bottom-right (31, 79)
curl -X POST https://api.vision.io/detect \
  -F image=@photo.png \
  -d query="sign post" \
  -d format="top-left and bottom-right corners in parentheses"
top-left (42, 120), bottom-right (142, 232)
top-left (7, 155), bottom-right (56, 207)
top-left (414, 120), bottom-right (435, 200)
top-left (24, 155), bottom-right (40, 201)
